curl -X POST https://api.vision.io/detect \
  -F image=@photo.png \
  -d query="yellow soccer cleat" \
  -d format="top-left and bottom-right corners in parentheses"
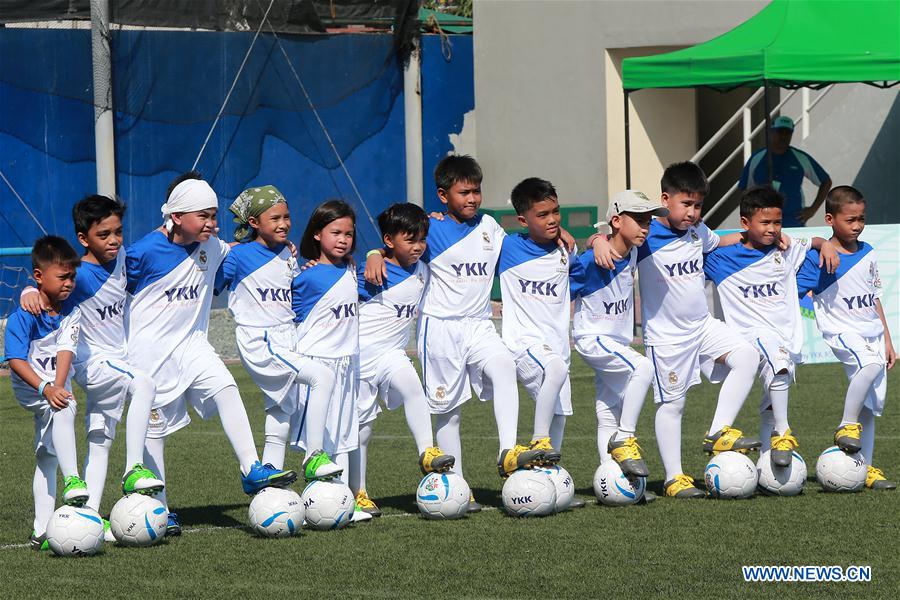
top-left (497, 444), bottom-right (545, 478)
top-left (528, 437), bottom-right (561, 465)
top-left (664, 474), bottom-right (705, 499)
top-left (703, 425), bottom-right (761, 455)
top-left (418, 447), bottom-right (456, 475)
top-left (468, 493), bottom-right (482, 513)
top-left (608, 436), bottom-right (649, 477)
top-left (770, 429), bottom-right (800, 467)
top-left (354, 490), bottom-right (382, 517)
top-left (834, 423), bottom-right (863, 454)
top-left (865, 466), bottom-right (897, 491)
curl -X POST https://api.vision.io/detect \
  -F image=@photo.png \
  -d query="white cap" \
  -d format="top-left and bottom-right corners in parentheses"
top-left (595, 190), bottom-right (669, 229)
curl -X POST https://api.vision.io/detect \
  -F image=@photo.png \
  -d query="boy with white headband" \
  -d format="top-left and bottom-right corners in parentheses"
top-left (125, 171), bottom-right (296, 535)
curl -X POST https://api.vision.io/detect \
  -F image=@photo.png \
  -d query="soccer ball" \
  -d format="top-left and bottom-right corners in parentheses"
top-left (537, 465), bottom-right (575, 511)
top-left (756, 450), bottom-right (807, 496)
top-left (248, 487), bottom-right (304, 538)
top-left (110, 493), bottom-right (168, 547)
top-left (46, 505), bottom-right (105, 556)
top-left (502, 469), bottom-right (557, 517)
top-left (300, 480), bottom-right (355, 530)
top-left (816, 446), bottom-right (867, 492)
top-left (593, 462), bottom-right (646, 506)
top-left (416, 471), bottom-right (471, 520)
top-left (705, 451), bottom-right (757, 499)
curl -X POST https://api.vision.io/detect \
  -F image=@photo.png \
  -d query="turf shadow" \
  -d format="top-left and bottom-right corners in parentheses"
top-left (174, 503), bottom-right (248, 529)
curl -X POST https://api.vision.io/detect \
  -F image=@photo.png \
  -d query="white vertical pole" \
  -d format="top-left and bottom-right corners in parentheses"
top-left (403, 39), bottom-right (423, 207)
top-left (90, 0), bottom-right (116, 197)
top-left (801, 87), bottom-right (810, 140)
top-left (742, 106), bottom-right (752, 163)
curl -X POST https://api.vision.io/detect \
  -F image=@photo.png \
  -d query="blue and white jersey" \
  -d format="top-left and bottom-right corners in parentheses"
top-left (740, 147), bottom-right (829, 228)
top-left (796, 242), bottom-right (883, 338)
top-left (292, 263), bottom-right (358, 358)
top-left (4, 305), bottom-right (80, 389)
top-left (637, 219), bottom-right (719, 345)
top-left (357, 260), bottom-right (428, 375)
top-left (125, 231), bottom-right (230, 380)
top-left (498, 234), bottom-right (574, 358)
top-left (419, 214), bottom-right (505, 320)
top-left (65, 251), bottom-right (128, 369)
top-left (215, 242), bottom-right (297, 328)
top-left (704, 239), bottom-right (810, 356)
top-left (571, 248), bottom-right (637, 344)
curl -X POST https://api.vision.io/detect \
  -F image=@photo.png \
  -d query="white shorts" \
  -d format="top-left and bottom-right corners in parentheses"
top-left (152, 337), bottom-right (236, 408)
top-left (575, 334), bottom-right (650, 407)
top-left (826, 332), bottom-right (887, 416)
top-left (514, 344), bottom-right (572, 416)
top-left (12, 378), bottom-right (77, 455)
top-left (236, 323), bottom-right (309, 413)
top-left (647, 316), bottom-right (754, 404)
top-left (358, 348), bottom-right (416, 425)
top-left (290, 355), bottom-right (359, 455)
top-left (75, 358), bottom-right (154, 440)
top-left (417, 315), bottom-right (511, 414)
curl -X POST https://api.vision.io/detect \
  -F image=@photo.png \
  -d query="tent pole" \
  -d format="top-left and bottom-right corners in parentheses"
top-left (91, 0), bottom-right (116, 197)
top-left (763, 81), bottom-right (773, 185)
top-left (624, 90), bottom-right (631, 189)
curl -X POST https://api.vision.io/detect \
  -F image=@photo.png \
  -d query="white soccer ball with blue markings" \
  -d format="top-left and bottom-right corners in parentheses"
top-left (756, 450), bottom-right (807, 496)
top-left (537, 465), bottom-right (575, 511)
top-left (46, 505), bottom-right (105, 556)
top-left (502, 469), bottom-right (557, 517)
top-left (816, 446), bottom-right (866, 492)
top-left (705, 451), bottom-right (758, 499)
top-left (300, 480), bottom-right (355, 530)
top-left (593, 462), bottom-right (646, 506)
top-left (248, 487), bottom-right (304, 538)
top-left (416, 471), bottom-right (471, 520)
top-left (110, 493), bottom-right (168, 547)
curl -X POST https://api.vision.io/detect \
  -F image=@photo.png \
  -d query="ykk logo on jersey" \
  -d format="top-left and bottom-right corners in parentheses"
top-left (663, 259), bottom-right (700, 277)
top-left (517, 279), bottom-right (559, 297)
top-left (329, 303), bottom-right (356, 319)
top-left (257, 288), bottom-right (290, 302)
top-left (36, 356), bottom-right (57, 371)
top-left (451, 262), bottom-right (488, 277)
top-left (393, 304), bottom-right (417, 319)
top-left (602, 298), bottom-right (628, 315)
top-left (164, 285), bottom-right (200, 302)
top-left (842, 294), bottom-right (876, 310)
top-left (96, 299), bottom-right (126, 321)
top-left (738, 283), bottom-right (779, 298)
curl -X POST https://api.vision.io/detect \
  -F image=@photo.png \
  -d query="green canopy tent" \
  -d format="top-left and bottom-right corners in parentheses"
top-left (620, 0), bottom-right (900, 187)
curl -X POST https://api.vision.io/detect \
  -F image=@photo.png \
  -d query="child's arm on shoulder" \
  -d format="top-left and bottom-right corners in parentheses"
top-left (585, 234), bottom-right (619, 270)
top-left (19, 286), bottom-right (42, 315)
top-left (364, 248), bottom-right (388, 285)
top-left (875, 299), bottom-right (895, 369)
top-left (809, 237), bottom-right (839, 273)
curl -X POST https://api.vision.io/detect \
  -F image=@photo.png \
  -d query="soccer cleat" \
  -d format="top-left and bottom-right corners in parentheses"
top-left (608, 436), bottom-right (650, 477)
top-left (62, 475), bottom-right (90, 506)
top-left (355, 491), bottom-right (382, 517)
top-left (497, 444), bottom-right (546, 478)
top-left (866, 466), bottom-right (897, 491)
top-left (834, 423), bottom-right (863, 454)
top-left (702, 426), bottom-right (761, 455)
top-left (122, 463), bottom-right (165, 495)
top-left (639, 491), bottom-right (659, 504)
top-left (166, 512), bottom-right (182, 536)
top-left (770, 430), bottom-right (799, 467)
top-left (418, 447), bottom-right (456, 474)
top-left (102, 518), bottom-right (116, 542)
top-left (569, 497), bottom-right (587, 509)
top-left (467, 494), bottom-right (483, 513)
top-left (30, 532), bottom-right (49, 551)
top-left (528, 437), bottom-right (561, 465)
top-left (351, 504), bottom-right (373, 523)
top-left (241, 461), bottom-right (298, 494)
top-left (664, 474), bottom-right (705, 499)
top-left (303, 450), bottom-right (343, 481)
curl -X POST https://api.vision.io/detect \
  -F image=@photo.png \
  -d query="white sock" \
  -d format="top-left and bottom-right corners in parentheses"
top-left (333, 452), bottom-right (350, 485)
top-left (391, 365), bottom-right (434, 454)
top-left (596, 392), bottom-right (621, 463)
top-left (84, 430), bottom-right (113, 512)
top-left (349, 422), bottom-right (374, 495)
top-left (841, 364), bottom-right (881, 425)
top-left (532, 356), bottom-right (568, 441)
top-left (616, 357), bottom-right (654, 439)
top-left (435, 407), bottom-right (463, 479)
top-left (759, 408), bottom-right (775, 452)
top-left (262, 407), bottom-right (291, 469)
top-left (295, 359), bottom-right (335, 454)
top-left (33, 449), bottom-right (57, 537)
top-left (708, 344), bottom-right (758, 433)
top-left (656, 396), bottom-right (686, 481)
top-left (769, 372), bottom-right (791, 435)
top-left (860, 407), bottom-right (875, 465)
top-left (212, 385), bottom-right (259, 474)
top-left (143, 436), bottom-right (168, 510)
top-left (124, 372), bottom-right (156, 470)
top-left (482, 354), bottom-right (520, 450)
top-left (51, 403), bottom-right (79, 477)
top-left (550, 414), bottom-right (566, 452)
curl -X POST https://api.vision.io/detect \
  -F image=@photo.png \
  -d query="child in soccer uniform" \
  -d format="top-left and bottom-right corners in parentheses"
top-left (4, 236), bottom-right (87, 550)
top-left (571, 191), bottom-right (668, 480)
top-left (703, 188), bottom-right (838, 468)
top-left (351, 203), bottom-right (455, 517)
top-left (796, 186), bottom-right (896, 489)
top-left (126, 173), bottom-right (296, 534)
top-left (214, 185), bottom-right (342, 482)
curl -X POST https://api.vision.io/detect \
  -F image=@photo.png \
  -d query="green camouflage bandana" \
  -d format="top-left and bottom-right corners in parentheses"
top-left (229, 185), bottom-right (287, 242)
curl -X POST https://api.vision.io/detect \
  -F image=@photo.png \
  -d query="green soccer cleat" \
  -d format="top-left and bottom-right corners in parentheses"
top-left (351, 504), bottom-right (373, 523)
top-left (122, 463), bottom-right (165, 496)
top-left (62, 475), bottom-right (90, 507)
top-left (102, 518), bottom-right (116, 542)
top-left (30, 532), bottom-right (49, 551)
top-left (303, 450), bottom-right (343, 481)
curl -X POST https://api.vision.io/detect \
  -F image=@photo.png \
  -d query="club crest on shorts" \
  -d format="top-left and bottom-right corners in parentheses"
top-left (778, 346), bottom-right (789, 355)
top-left (435, 386), bottom-right (446, 400)
top-left (668, 371), bottom-right (678, 386)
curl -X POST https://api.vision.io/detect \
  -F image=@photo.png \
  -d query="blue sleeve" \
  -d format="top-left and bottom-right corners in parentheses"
top-left (214, 251), bottom-right (237, 296)
top-left (808, 153), bottom-right (829, 185)
top-left (795, 250), bottom-right (822, 297)
top-left (3, 311), bottom-right (33, 361)
top-left (356, 264), bottom-right (377, 302)
top-left (125, 246), bottom-right (141, 295)
top-left (703, 247), bottom-right (722, 283)
top-left (569, 251), bottom-right (592, 299)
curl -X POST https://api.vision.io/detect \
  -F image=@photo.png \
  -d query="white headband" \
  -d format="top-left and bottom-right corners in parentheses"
top-left (161, 179), bottom-right (218, 232)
